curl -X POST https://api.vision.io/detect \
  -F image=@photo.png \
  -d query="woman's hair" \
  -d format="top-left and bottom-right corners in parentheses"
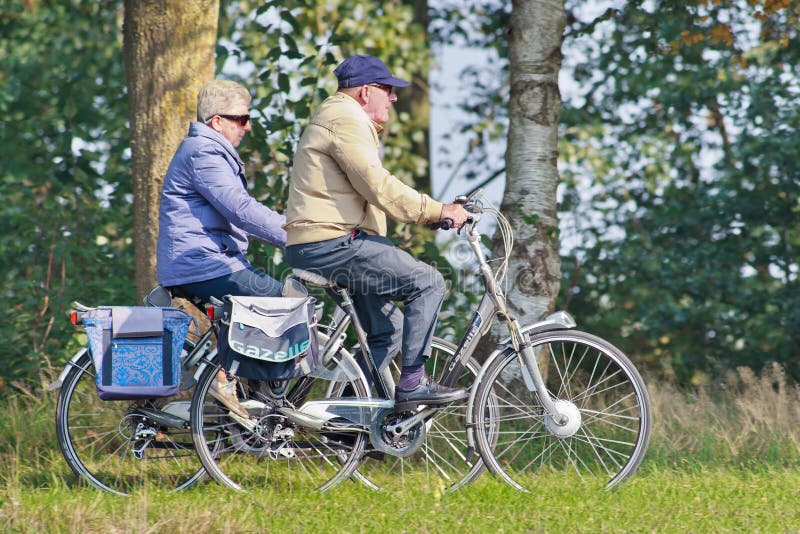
top-left (196, 80), bottom-right (251, 122)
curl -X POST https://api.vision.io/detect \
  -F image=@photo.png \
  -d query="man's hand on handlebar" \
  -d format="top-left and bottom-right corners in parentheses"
top-left (439, 203), bottom-right (470, 230)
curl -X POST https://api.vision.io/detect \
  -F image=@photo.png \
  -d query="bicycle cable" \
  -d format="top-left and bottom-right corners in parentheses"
top-left (472, 191), bottom-right (514, 292)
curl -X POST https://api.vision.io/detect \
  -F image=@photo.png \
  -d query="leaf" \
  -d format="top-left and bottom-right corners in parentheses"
top-left (267, 46), bottom-right (282, 61)
top-left (282, 33), bottom-right (299, 54)
top-left (279, 9), bottom-right (301, 34)
top-left (278, 72), bottom-right (290, 92)
top-left (293, 100), bottom-right (309, 119)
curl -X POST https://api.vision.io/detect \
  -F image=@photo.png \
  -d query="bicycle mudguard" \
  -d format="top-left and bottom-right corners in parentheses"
top-left (497, 311), bottom-right (576, 346)
top-left (463, 311), bottom-right (577, 452)
top-left (47, 348), bottom-right (90, 391)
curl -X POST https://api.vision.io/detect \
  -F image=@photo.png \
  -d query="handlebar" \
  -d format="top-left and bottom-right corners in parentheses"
top-left (428, 216), bottom-right (477, 231)
top-left (429, 190), bottom-right (483, 231)
top-left (428, 218), bottom-right (454, 231)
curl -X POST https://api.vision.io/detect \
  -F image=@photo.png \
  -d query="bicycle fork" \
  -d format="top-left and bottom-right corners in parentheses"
top-left (467, 228), bottom-right (571, 428)
top-left (509, 321), bottom-right (570, 427)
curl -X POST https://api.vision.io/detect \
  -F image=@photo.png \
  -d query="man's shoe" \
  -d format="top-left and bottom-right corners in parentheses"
top-left (394, 375), bottom-right (468, 411)
top-left (209, 378), bottom-right (250, 419)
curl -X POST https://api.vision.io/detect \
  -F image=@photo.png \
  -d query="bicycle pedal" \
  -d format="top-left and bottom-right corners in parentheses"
top-left (392, 402), bottom-right (418, 413)
top-left (392, 400), bottom-right (444, 413)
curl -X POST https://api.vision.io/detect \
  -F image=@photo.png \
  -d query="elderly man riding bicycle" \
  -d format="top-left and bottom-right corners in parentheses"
top-left (284, 55), bottom-right (470, 409)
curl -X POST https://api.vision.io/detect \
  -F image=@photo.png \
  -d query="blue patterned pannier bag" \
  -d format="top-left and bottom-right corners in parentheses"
top-left (219, 296), bottom-right (320, 381)
top-left (83, 307), bottom-right (193, 400)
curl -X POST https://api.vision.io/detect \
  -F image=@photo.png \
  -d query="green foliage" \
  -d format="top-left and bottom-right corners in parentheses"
top-left (218, 0), bottom-right (468, 337)
top-left (559, 0), bottom-right (800, 381)
top-left (0, 1), bottom-right (134, 385)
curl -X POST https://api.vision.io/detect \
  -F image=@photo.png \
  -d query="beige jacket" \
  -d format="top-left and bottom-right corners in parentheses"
top-left (285, 92), bottom-right (442, 246)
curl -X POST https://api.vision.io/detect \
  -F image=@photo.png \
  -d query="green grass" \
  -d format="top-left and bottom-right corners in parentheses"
top-left (4, 468), bottom-right (800, 532)
top-left (4, 365), bottom-right (800, 532)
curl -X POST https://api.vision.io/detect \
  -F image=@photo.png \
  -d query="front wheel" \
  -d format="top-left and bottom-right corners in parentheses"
top-left (472, 330), bottom-right (652, 490)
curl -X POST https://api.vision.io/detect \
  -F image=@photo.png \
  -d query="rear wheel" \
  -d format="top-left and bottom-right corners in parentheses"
top-left (55, 349), bottom-right (206, 495)
top-left (473, 330), bottom-right (652, 490)
top-left (190, 344), bottom-right (370, 492)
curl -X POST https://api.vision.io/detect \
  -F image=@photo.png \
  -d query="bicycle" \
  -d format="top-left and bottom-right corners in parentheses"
top-left (188, 287), bottom-right (486, 492)
top-left (52, 278), bottom-right (476, 494)
top-left (50, 285), bottom-right (217, 496)
top-left (189, 189), bottom-right (651, 493)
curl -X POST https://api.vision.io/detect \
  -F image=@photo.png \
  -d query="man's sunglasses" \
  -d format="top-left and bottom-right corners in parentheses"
top-left (217, 114), bottom-right (251, 127)
top-left (367, 83), bottom-right (395, 96)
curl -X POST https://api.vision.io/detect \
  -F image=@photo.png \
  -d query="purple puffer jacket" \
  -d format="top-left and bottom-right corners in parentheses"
top-left (156, 122), bottom-right (286, 287)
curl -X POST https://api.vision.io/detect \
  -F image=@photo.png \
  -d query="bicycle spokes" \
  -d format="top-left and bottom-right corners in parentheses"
top-left (473, 331), bottom-right (651, 490)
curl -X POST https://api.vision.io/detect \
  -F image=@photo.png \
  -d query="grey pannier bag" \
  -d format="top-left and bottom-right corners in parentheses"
top-left (218, 295), bottom-right (320, 381)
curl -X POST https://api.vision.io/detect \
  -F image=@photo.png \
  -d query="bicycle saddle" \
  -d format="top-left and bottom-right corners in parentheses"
top-left (292, 268), bottom-right (339, 288)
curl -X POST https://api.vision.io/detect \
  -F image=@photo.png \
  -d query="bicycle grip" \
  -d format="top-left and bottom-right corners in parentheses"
top-left (426, 218), bottom-right (453, 230)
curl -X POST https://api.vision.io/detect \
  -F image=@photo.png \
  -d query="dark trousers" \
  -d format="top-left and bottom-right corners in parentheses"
top-left (286, 232), bottom-right (446, 370)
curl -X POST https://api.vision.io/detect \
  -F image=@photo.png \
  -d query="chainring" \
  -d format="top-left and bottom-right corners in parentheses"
top-left (368, 408), bottom-right (426, 458)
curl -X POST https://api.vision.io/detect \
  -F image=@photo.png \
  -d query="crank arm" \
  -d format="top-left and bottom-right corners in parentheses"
top-left (385, 407), bottom-right (437, 436)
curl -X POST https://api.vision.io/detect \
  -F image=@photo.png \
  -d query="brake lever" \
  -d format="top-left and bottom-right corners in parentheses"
top-left (458, 216), bottom-right (475, 235)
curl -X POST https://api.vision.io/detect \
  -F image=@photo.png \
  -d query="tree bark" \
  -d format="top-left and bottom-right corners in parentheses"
top-left (479, 0), bottom-right (565, 355)
top-left (123, 0), bottom-right (219, 299)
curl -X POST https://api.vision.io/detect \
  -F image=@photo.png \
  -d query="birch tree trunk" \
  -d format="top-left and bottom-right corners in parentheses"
top-left (482, 0), bottom-right (565, 351)
top-left (123, 0), bottom-right (219, 298)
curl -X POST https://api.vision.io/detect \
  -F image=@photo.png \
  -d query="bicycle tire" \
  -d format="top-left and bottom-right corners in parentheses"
top-left (190, 341), bottom-right (370, 492)
top-left (55, 349), bottom-right (207, 495)
top-left (352, 338), bottom-right (494, 492)
top-left (473, 330), bottom-right (652, 490)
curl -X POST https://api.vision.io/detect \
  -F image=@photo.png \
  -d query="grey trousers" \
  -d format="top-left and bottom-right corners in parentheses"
top-left (286, 231), bottom-right (446, 370)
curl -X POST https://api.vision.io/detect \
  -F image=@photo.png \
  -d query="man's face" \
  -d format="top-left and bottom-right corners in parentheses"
top-left (362, 83), bottom-right (397, 125)
top-left (212, 102), bottom-right (252, 147)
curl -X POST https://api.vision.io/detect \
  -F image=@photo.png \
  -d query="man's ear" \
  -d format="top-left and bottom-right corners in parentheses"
top-left (358, 85), bottom-right (370, 103)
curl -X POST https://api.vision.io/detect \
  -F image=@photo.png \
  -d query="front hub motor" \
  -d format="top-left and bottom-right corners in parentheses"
top-left (543, 399), bottom-right (582, 438)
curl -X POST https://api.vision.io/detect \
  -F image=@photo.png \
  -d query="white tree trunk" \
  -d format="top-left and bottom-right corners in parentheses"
top-left (491, 0), bottom-right (565, 342)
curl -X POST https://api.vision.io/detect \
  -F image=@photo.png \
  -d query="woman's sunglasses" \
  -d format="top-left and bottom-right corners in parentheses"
top-left (217, 114), bottom-right (251, 127)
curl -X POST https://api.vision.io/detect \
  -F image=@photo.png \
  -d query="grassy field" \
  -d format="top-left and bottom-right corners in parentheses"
top-left (4, 468), bottom-right (800, 533)
top-left (3, 364), bottom-right (800, 532)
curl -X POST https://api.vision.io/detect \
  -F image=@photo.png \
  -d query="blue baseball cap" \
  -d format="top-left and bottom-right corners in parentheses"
top-left (334, 55), bottom-right (410, 89)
